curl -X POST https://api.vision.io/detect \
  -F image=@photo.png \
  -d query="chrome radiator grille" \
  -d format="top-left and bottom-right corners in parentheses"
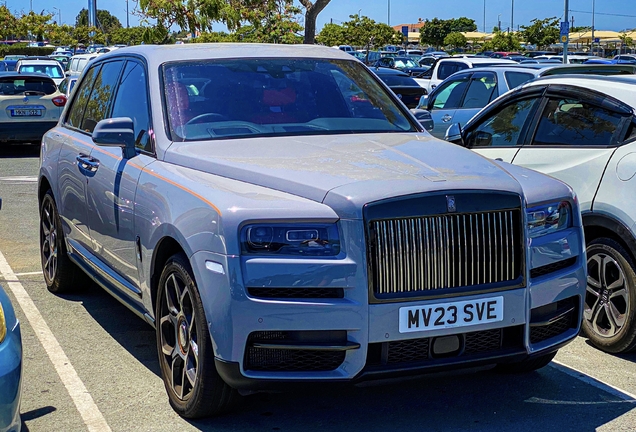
top-left (368, 210), bottom-right (522, 298)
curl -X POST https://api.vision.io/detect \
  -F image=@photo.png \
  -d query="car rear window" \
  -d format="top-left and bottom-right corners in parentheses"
top-left (378, 75), bottom-right (419, 86)
top-left (19, 64), bottom-right (64, 78)
top-left (163, 58), bottom-right (416, 141)
top-left (504, 71), bottom-right (535, 89)
top-left (0, 76), bottom-right (57, 95)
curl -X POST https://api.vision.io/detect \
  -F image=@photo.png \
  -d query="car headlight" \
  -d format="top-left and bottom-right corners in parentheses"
top-left (242, 223), bottom-right (340, 256)
top-left (527, 201), bottom-right (572, 238)
top-left (0, 304), bottom-right (6, 344)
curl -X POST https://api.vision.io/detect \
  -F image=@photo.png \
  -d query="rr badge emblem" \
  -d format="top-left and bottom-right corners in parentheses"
top-left (446, 195), bottom-right (456, 213)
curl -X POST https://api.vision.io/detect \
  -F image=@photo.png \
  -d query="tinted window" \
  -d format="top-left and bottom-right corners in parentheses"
top-left (467, 98), bottom-right (539, 147)
top-left (505, 72), bottom-right (535, 90)
top-left (67, 66), bottom-right (99, 128)
top-left (58, 78), bottom-right (68, 94)
top-left (430, 76), bottom-right (469, 110)
top-left (111, 61), bottom-right (152, 152)
top-left (81, 61), bottom-right (123, 133)
top-left (532, 97), bottom-right (624, 146)
top-left (0, 76), bottom-right (56, 95)
top-left (461, 72), bottom-right (498, 109)
top-left (163, 58), bottom-right (415, 141)
top-left (438, 62), bottom-right (460, 80)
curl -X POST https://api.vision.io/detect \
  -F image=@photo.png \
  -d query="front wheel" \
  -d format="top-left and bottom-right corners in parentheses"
top-left (582, 238), bottom-right (636, 353)
top-left (155, 253), bottom-right (239, 418)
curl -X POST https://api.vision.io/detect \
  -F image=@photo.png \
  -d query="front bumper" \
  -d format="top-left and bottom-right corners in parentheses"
top-left (191, 222), bottom-right (585, 391)
top-left (0, 121), bottom-right (58, 143)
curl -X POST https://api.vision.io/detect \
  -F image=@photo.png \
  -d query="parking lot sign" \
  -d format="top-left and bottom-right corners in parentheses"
top-left (402, 26), bottom-right (409, 38)
top-left (560, 21), bottom-right (569, 43)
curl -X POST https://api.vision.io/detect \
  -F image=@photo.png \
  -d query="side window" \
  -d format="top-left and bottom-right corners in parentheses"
top-left (437, 62), bottom-right (458, 80)
top-left (58, 79), bottom-right (68, 94)
top-left (66, 65), bottom-right (100, 129)
top-left (505, 72), bottom-right (534, 90)
top-left (532, 97), bottom-right (625, 147)
top-left (466, 97), bottom-right (540, 147)
top-left (111, 61), bottom-right (152, 152)
top-left (461, 72), bottom-right (498, 109)
top-left (81, 61), bottom-right (124, 133)
top-left (429, 76), bottom-right (470, 110)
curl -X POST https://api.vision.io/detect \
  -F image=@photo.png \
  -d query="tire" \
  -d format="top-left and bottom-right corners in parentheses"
top-left (581, 238), bottom-right (636, 353)
top-left (495, 351), bottom-right (557, 374)
top-left (155, 253), bottom-right (240, 418)
top-left (39, 189), bottom-right (89, 293)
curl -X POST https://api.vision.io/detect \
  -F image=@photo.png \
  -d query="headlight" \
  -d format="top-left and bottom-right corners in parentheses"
top-left (0, 304), bottom-right (6, 344)
top-left (527, 201), bottom-right (572, 238)
top-left (242, 223), bottom-right (340, 256)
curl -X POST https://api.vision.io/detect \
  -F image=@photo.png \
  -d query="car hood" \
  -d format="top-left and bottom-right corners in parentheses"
top-left (164, 133), bottom-right (523, 219)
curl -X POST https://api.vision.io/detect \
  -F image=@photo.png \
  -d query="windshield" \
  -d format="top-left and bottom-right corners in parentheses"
top-left (394, 58), bottom-right (418, 68)
top-left (19, 64), bottom-right (64, 78)
top-left (0, 76), bottom-right (57, 95)
top-left (163, 58), bottom-right (416, 141)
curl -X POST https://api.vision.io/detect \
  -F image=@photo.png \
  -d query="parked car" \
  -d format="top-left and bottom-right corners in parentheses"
top-left (0, 282), bottom-right (23, 432)
top-left (57, 74), bottom-right (80, 98)
top-left (416, 57), bottom-right (516, 94)
top-left (420, 64), bottom-right (636, 138)
top-left (520, 58), bottom-right (563, 65)
top-left (445, 74), bottom-right (636, 353)
top-left (525, 51), bottom-right (558, 58)
top-left (490, 52), bottom-right (521, 58)
top-left (0, 61), bottom-right (17, 72)
top-left (373, 56), bottom-right (430, 77)
top-left (0, 72), bottom-right (67, 144)
top-left (16, 59), bottom-right (65, 85)
top-left (39, 43), bottom-right (586, 419)
top-left (1, 55), bottom-right (25, 61)
top-left (66, 53), bottom-right (101, 76)
top-left (371, 67), bottom-right (428, 108)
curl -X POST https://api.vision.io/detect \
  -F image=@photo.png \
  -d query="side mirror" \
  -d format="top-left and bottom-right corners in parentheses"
top-left (410, 109), bottom-right (434, 132)
top-left (92, 117), bottom-right (136, 159)
top-left (445, 123), bottom-right (465, 146)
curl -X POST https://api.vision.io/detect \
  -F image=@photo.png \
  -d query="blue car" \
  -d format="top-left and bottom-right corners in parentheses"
top-left (0, 283), bottom-right (22, 432)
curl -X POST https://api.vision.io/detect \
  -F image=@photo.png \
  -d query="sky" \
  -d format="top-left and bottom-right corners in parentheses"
top-left (7, 0), bottom-right (636, 34)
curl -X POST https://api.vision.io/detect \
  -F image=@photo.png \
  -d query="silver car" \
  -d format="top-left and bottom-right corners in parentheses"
top-left (39, 44), bottom-right (586, 418)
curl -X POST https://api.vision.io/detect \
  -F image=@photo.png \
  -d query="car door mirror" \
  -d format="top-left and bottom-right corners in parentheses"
top-left (445, 123), bottom-right (465, 146)
top-left (410, 109), bottom-right (434, 132)
top-left (92, 117), bottom-right (136, 159)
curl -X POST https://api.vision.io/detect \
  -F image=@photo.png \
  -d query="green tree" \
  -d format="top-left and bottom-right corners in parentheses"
top-left (197, 31), bottom-right (238, 42)
top-left (73, 26), bottom-right (107, 45)
top-left (342, 15), bottom-right (401, 47)
top-left (16, 11), bottom-right (54, 41)
top-left (299, 0), bottom-right (331, 44)
top-left (75, 8), bottom-right (123, 35)
top-left (109, 26), bottom-right (147, 45)
top-left (520, 17), bottom-right (559, 49)
top-left (444, 32), bottom-right (467, 50)
top-left (482, 31), bottom-right (521, 51)
top-left (316, 23), bottom-right (347, 46)
top-left (571, 26), bottom-right (592, 33)
top-left (48, 24), bottom-right (78, 46)
top-left (0, 5), bottom-right (18, 40)
top-left (620, 32), bottom-right (633, 47)
top-left (449, 17), bottom-right (477, 33)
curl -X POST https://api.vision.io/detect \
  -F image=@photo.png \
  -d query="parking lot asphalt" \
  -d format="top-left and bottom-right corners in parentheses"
top-left (0, 146), bottom-right (635, 431)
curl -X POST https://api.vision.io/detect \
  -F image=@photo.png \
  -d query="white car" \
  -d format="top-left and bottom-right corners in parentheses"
top-left (66, 53), bottom-right (101, 76)
top-left (446, 74), bottom-right (636, 354)
top-left (16, 59), bottom-right (65, 86)
top-left (0, 72), bottom-right (66, 144)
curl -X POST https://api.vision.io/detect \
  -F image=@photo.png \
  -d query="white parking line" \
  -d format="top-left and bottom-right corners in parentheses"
top-left (13, 271), bottom-right (42, 277)
top-left (0, 250), bottom-right (112, 432)
top-left (0, 176), bottom-right (38, 182)
top-left (550, 360), bottom-right (636, 401)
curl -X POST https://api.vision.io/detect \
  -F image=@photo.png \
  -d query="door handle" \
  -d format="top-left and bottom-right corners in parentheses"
top-left (76, 154), bottom-right (100, 172)
top-left (442, 114), bottom-right (453, 123)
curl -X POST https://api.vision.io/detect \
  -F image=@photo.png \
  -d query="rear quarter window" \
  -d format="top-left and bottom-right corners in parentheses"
top-left (505, 72), bottom-right (535, 90)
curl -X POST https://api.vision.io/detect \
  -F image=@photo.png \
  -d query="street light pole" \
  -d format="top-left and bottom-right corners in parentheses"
top-left (564, 0), bottom-right (569, 63)
top-left (387, 0), bottom-right (390, 26)
top-left (483, 0), bottom-right (486, 33)
top-left (591, 0), bottom-right (595, 53)
top-left (511, 0), bottom-right (514, 33)
top-left (126, 0), bottom-right (130, 28)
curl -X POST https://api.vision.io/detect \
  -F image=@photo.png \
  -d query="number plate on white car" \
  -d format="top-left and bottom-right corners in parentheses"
top-left (399, 296), bottom-right (504, 333)
top-left (11, 109), bottom-right (42, 117)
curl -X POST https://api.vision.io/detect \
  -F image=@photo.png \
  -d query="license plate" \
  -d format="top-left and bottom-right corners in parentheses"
top-left (11, 109), bottom-right (42, 117)
top-left (399, 296), bottom-right (504, 333)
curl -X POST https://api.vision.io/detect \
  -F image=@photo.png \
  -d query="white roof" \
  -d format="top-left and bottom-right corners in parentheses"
top-left (523, 75), bottom-right (636, 107)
